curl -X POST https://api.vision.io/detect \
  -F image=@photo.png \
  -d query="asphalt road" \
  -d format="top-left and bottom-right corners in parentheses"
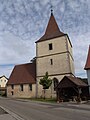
top-left (0, 97), bottom-right (90, 120)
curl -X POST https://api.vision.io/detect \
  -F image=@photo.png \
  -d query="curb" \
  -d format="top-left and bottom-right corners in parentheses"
top-left (0, 106), bottom-right (25, 120)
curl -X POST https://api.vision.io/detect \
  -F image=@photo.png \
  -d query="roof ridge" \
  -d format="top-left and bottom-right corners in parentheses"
top-left (67, 76), bottom-right (88, 86)
top-left (15, 63), bottom-right (33, 67)
top-left (0, 75), bottom-right (8, 79)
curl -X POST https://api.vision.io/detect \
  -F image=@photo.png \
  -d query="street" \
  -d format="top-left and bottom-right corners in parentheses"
top-left (0, 97), bottom-right (90, 120)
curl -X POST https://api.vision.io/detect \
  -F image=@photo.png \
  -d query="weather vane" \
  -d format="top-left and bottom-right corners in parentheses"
top-left (50, 5), bottom-right (53, 15)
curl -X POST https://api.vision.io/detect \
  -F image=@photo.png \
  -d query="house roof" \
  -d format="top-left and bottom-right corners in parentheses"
top-left (7, 63), bottom-right (36, 85)
top-left (56, 76), bottom-right (88, 89)
top-left (0, 75), bottom-right (8, 80)
top-left (84, 45), bottom-right (90, 70)
top-left (35, 12), bottom-right (65, 43)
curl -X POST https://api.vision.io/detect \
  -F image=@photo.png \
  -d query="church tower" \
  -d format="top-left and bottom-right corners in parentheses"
top-left (84, 45), bottom-right (90, 94)
top-left (35, 11), bottom-right (75, 98)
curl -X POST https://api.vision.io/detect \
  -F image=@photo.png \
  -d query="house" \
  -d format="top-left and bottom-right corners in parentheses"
top-left (84, 45), bottom-right (90, 94)
top-left (0, 75), bottom-right (8, 95)
top-left (7, 10), bottom-right (75, 98)
top-left (0, 75), bottom-right (8, 87)
top-left (7, 63), bottom-right (36, 98)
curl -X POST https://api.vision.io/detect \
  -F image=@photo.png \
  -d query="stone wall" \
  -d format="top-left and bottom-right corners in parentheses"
top-left (7, 84), bottom-right (36, 98)
top-left (36, 35), bottom-right (75, 98)
top-left (36, 73), bottom-right (73, 98)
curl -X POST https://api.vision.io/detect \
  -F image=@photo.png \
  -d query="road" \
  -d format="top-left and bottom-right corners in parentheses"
top-left (0, 97), bottom-right (90, 120)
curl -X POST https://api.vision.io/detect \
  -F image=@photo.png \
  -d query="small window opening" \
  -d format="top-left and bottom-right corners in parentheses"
top-left (11, 91), bottom-right (14, 95)
top-left (20, 84), bottom-right (23, 91)
top-left (11, 85), bottom-right (14, 89)
top-left (29, 84), bottom-right (32, 91)
top-left (50, 59), bottom-right (53, 65)
top-left (49, 43), bottom-right (53, 50)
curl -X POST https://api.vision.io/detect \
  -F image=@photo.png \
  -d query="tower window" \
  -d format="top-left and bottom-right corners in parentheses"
top-left (49, 43), bottom-right (53, 50)
top-left (50, 59), bottom-right (53, 65)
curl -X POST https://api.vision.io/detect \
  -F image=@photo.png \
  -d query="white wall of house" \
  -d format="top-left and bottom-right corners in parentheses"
top-left (0, 76), bottom-right (8, 87)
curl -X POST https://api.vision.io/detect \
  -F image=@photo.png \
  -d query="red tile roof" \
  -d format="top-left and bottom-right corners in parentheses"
top-left (84, 45), bottom-right (90, 70)
top-left (7, 63), bottom-right (36, 85)
top-left (56, 76), bottom-right (88, 89)
top-left (67, 76), bottom-right (88, 87)
top-left (36, 13), bottom-right (65, 43)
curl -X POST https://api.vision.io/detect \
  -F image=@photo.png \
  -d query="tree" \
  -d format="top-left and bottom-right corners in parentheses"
top-left (30, 57), bottom-right (36, 63)
top-left (39, 72), bottom-right (52, 99)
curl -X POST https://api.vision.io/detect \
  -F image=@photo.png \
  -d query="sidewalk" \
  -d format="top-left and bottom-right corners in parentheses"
top-left (0, 106), bottom-right (24, 120)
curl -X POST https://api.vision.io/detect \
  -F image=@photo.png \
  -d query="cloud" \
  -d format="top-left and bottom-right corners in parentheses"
top-left (0, 31), bottom-right (35, 64)
top-left (0, 64), bottom-right (14, 78)
top-left (0, 0), bottom-right (90, 78)
top-left (72, 32), bottom-right (90, 74)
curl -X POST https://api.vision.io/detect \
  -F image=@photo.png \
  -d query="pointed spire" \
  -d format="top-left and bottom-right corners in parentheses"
top-left (36, 9), bottom-right (65, 43)
top-left (84, 45), bottom-right (90, 70)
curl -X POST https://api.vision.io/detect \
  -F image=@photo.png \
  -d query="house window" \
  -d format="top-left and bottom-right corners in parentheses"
top-left (29, 84), bottom-right (32, 91)
top-left (49, 43), bottom-right (53, 50)
top-left (50, 59), bottom-right (53, 65)
top-left (4, 80), bottom-right (6, 82)
top-left (20, 84), bottom-right (23, 91)
top-left (11, 91), bottom-right (14, 95)
top-left (11, 85), bottom-right (14, 89)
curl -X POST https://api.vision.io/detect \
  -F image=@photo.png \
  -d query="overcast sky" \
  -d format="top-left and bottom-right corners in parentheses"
top-left (0, 0), bottom-right (90, 78)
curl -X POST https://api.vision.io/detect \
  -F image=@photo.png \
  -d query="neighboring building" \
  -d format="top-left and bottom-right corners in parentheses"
top-left (0, 75), bottom-right (8, 87)
top-left (0, 75), bottom-right (8, 95)
top-left (7, 11), bottom-right (75, 98)
top-left (7, 63), bottom-right (36, 98)
top-left (35, 11), bottom-right (75, 98)
top-left (84, 45), bottom-right (90, 94)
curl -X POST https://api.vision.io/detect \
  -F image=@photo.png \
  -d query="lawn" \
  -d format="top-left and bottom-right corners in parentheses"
top-left (23, 98), bottom-right (57, 103)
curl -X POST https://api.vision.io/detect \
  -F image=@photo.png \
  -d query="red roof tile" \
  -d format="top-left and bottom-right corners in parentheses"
top-left (84, 45), bottom-right (90, 70)
top-left (57, 76), bottom-right (88, 89)
top-left (7, 63), bottom-right (36, 85)
top-left (36, 13), bottom-right (65, 43)
top-left (67, 76), bottom-right (88, 87)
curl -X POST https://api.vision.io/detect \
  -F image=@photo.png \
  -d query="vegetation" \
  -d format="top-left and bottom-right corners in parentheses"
top-left (39, 72), bottom-right (52, 99)
top-left (29, 98), bottom-right (56, 103)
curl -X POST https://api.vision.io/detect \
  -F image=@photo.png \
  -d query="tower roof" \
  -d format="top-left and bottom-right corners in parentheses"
top-left (36, 12), bottom-right (65, 43)
top-left (84, 45), bottom-right (90, 70)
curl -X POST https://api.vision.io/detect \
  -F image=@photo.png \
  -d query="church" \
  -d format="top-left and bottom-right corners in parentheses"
top-left (7, 11), bottom-right (88, 100)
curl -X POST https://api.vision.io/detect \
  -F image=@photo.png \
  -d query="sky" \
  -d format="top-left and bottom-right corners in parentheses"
top-left (0, 0), bottom-right (90, 78)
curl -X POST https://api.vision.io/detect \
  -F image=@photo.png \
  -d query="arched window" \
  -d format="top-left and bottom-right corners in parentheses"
top-left (53, 78), bottom-right (59, 90)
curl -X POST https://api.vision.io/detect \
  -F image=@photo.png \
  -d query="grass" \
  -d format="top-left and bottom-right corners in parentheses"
top-left (21, 98), bottom-right (57, 103)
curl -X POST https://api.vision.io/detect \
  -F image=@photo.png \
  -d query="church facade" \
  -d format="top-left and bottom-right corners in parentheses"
top-left (7, 12), bottom-right (75, 98)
